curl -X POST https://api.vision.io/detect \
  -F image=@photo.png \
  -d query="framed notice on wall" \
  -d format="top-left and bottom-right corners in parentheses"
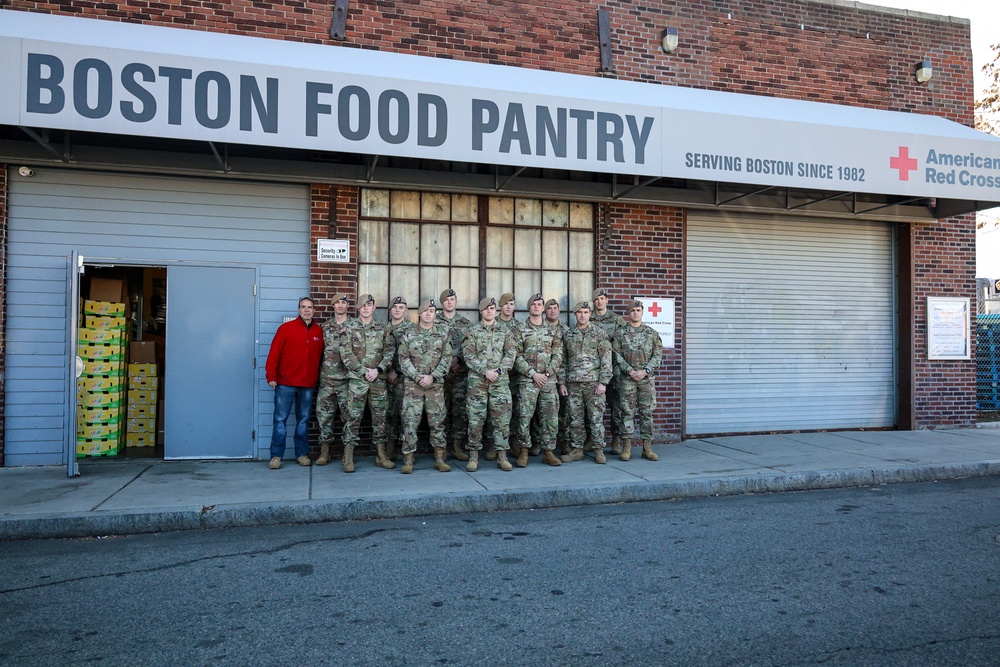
top-left (927, 297), bottom-right (971, 360)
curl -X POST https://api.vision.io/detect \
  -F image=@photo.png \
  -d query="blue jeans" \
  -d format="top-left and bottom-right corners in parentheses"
top-left (270, 385), bottom-right (315, 459)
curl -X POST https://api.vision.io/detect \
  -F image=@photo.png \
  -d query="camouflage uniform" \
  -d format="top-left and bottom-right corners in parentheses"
top-left (338, 317), bottom-right (394, 453)
top-left (614, 323), bottom-right (663, 441)
top-left (592, 309), bottom-right (626, 440)
top-left (495, 315), bottom-right (521, 449)
top-left (513, 319), bottom-right (563, 452)
top-left (397, 323), bottom-right (453, 455)
top-left (561, 324), bottom-right (613, 451)
top-left (463, 322), bottom-right (516, 451)
top-left (538, 318), bottom-right (571, 453)
top-left (386, 319), bottom-right (414, 451)
top-left (317, 317), bottom-right (352, 449)
top-left (437, 311), bottom-right (473, 446)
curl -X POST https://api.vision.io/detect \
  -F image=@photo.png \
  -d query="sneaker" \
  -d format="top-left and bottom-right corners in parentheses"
top-left (296, 455), bottom-right (312, 467)
top-left (269, 457), bottom-right (281, 470)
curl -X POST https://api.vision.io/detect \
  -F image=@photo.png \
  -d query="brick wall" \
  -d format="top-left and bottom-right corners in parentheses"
top-left (598, 203), bottom-right (685, 441)
top-left (309, 184), bottom-right (358, 322)
top-left (912, 214), bottom-right (978, 427)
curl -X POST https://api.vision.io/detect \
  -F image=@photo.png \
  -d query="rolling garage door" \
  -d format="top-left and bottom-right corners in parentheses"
top-left (685, 212), bottom-right (895, 434)
top-left (5, 168), bottom-right (309, 466)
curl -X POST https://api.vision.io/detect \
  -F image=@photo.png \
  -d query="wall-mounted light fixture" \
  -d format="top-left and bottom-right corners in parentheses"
top-left (914, 60), bottom-right (932, 83)
top-left (660, 27), bottom-right (679, 53)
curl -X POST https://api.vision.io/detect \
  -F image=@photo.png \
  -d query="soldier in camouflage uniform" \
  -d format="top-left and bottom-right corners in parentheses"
top-left (558, 301), bottom-right (613, 464)
top-left (614, 300), bottom-right (662, 462)
top-left (338, 294), bottom-right (395, 472)
top-left (495, 293), bottom-right (520, 458)
top-left (316, 293), bottom-right (352, 467)
top-left (591, 288), bottom-right (626, 455)
top-left (463, 297), bottom-right (517, 472)
top-left (512, 293), bottom-right (563, 467)
top-left (543, 298), bottom-right (572, 455)
top-left (385, 296), bottom-right (413, 464)
top-left (437, 288), bottom-right (473, 462)
top-left (398, 299), bottom-right (453, 474)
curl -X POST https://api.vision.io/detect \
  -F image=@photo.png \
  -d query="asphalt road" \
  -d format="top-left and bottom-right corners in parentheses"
top-left (2, 478), bottom-right (1000, 666)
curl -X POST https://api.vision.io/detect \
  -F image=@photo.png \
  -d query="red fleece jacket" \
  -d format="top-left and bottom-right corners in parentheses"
top-left (265, 317), bottom-right (324, 387)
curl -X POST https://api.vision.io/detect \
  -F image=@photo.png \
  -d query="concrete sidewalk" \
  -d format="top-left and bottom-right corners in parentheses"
top-left (3, 426), bottom-right (1000, 540)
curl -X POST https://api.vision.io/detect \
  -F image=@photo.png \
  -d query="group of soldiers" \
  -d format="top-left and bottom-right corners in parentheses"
top-left (276, 287), bottom-right (663, 474)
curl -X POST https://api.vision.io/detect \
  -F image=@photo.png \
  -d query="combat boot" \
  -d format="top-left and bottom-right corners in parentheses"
top-left (620, 441), bottom-right (632, 461)
top-left (433, 447), bottom-right (452, 472)
top-left (516, 446), bottom-right (529, 468)
top-left (375, 443), bottom-right (395, 470)
top-left (560, 447), bottom-right (584, 463)
top-left (529, 444), bottom-right (541, 456)
top-left (497, 450), bottom-right (513, 471)
top-left (466, 450), bottom-right (479, 472)
top-left (451, 439), bottom-right (469, 462)
top-left (316, 443), bottom-right (332, 466)
top-left (641, 439), bottom-right (658, 461)
top-left (594, 449), bottom-right (607, 464)
top-left (610, 435), bottom-right (622, 456)
top-left (401, 452), bottom-right (415, 474)
top-left (542, 450), bottom-right (562, 467)
top-left (485, 449), bottom-right (497, 461)
top-left (384, 440), bottom-right (397, 464)
top-left (342, 446), bottom-right (355, 473)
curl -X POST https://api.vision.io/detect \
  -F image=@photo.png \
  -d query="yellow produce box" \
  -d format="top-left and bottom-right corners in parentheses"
top-left (127, 363), bottom-right (158, 378)
top-left (84, 300), bottom-right (126, 316)
top-left (79, 328), bottom-right (124, 344)
top-left (78, 375), bottom-right (125, 393)
top-left (126, 432), bottom-right (156, 447)
top-left (127, 402), bottom-right (157, 419)
top-left (85, 314), bottom-right (127, 330)
top-left (78, 342), bottom-right (125, 361)
top-left (127, 390), bottom-right (157, 405)
top-left (83, 359), bottom-right (125, 377)
top-left (128, 376), bottom-right (159, 390)
top-left (76, 438), bottom-right (120, 457)
top-left (77, 422), bottom-right (121, 440)
top-left (127, 418), bottom-right (156, 433)
top-left (80, 406), bottom-right (121, 423)
top-left (78, 392), bottom-right (123, 409)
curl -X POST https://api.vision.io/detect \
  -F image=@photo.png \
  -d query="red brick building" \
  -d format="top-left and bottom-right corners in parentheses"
top-left (1, 0), bottom-right (998, 467)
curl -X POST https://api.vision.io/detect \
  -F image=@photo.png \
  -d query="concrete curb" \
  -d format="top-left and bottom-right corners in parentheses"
top-left (3, 460), bottom-right (1000, 540)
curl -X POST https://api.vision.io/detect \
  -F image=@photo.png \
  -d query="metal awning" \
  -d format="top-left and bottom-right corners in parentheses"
top-left (2, 9), bottom-right (999, 220)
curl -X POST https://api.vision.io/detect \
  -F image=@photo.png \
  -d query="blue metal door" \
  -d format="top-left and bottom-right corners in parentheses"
top-left (165, 265), bottom-right (257, 459)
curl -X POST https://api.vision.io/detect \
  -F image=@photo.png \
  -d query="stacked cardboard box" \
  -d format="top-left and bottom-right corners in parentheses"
top-left (127, 342), bottom-right (159, 447)
top-left (76, 302), bottom-right (128, 457)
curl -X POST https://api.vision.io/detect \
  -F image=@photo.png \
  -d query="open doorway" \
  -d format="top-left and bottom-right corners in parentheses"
top-left (76, 266), bottom-right (167, 460)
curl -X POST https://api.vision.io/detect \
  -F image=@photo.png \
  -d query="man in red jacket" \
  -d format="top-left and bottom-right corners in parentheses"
top-left (265, 297), bottom-right (324, 469)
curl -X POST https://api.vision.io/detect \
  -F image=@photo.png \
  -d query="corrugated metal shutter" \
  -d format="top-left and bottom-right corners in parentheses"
top-left (5, 169), bottom-right (309, 465)
top-left (685, 212), bottom-right (895, 434)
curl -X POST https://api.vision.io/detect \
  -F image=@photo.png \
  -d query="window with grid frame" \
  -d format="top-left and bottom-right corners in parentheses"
top-left (359, 189), bottom-right (594, 325)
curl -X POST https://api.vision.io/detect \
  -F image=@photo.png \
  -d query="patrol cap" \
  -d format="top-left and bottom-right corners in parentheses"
top-left (573, 301), bottom-right (592, 313)
top-left (544, 298), bottom-right (560, 309)
top-left (418, 299), bottom-right (437, 314)
top-left (479, 296), bottom-right (497, 311)
top-left (391, 296), bottom-right (407, 306)
top-left (592, 288), bottom-right (609, 299)
top-left (358, 293), bottom-right (376, 307)
top-left (527, 292), bottom-right (544, 305)
top-left (439, 288), bottom-right (457, 302)
top-left (331, 293), bottom-right (349, 303)
top-left (627, 299), bottom-right (644, 311)
top-left (498, 292), bottom-right (515, 306)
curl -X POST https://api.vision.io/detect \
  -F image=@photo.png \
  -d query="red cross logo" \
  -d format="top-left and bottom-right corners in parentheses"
top-left (648, 301), bottom-right (662, 317)
top-left (890, 146), bottom-right (918, 181)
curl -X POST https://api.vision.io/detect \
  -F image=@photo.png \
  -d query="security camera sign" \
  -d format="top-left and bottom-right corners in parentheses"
top-left (317, 239), bottom-right (350, 263)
